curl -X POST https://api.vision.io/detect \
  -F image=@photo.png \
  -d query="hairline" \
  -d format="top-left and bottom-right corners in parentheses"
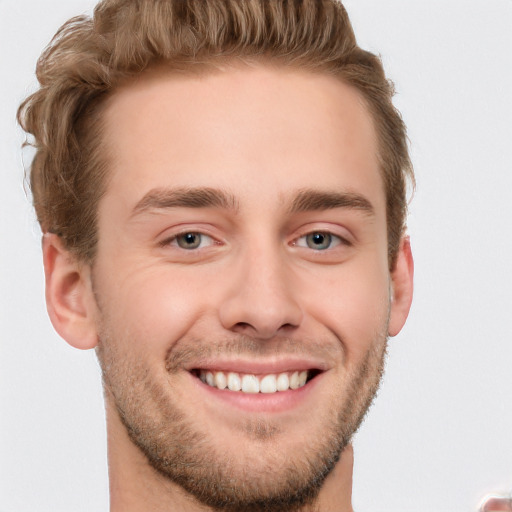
top-left (73, 57), bottom-right (394, 267)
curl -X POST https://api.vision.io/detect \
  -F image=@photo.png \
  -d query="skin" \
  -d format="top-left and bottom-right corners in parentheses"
top-left (43, 63), bottom-right (413, 511)
top-left (480, 497), bottom-right (512, 512)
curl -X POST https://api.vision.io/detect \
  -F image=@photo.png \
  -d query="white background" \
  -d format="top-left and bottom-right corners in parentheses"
top-left (1, 1), bottom-right (511, 511)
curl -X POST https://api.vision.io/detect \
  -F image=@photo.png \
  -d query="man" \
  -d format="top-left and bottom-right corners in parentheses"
top-left (18, 0), bottom-right (414, 510)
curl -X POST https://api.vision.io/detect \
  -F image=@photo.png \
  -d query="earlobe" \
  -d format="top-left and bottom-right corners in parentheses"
top-left (42, 233), bottom-right (98, 350)
top-left (388, 236), bottom-right (414, 337)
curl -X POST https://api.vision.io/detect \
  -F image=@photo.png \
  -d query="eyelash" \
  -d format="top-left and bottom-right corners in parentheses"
top-left (293, 231), bottom-right (351, 251)
top-left (159, 231), bottom-right (217, 250)
top-left (159, 230), bottom-right (351, 252)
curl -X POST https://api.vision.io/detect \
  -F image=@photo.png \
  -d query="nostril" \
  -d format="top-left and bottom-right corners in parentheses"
top-left (231, 321), bottom-right (298, 340)
top-left (235, 322), bottom-right (252, 330)
top-left (232, 322), bottom-right (255, 335)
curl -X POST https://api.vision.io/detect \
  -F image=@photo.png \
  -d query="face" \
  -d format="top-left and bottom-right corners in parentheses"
top-left (89, 63), bottom-right (398, 511)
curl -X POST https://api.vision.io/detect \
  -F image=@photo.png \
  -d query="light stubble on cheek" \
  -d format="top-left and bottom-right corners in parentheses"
top-left (93, 300), bottom-right (390, 512)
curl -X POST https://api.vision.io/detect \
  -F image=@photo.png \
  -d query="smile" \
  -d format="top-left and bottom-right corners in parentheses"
top-left (192, 369), bottom-right (322, 394)
top-left (185, 359), bottom-right (328, 412)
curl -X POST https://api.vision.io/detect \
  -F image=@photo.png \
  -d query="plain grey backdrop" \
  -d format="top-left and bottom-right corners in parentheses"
top-left (1, 1), bottom-right (511, 511)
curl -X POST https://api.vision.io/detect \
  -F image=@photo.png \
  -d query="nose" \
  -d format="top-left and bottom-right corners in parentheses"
top-left (218, 246), bottom-right (303, 339)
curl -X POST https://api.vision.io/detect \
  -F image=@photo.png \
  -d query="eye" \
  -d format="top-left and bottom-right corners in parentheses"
top-left (295, 231), bottom-right (343, 250)
top-left (168, 232), bottom-right (215, 250)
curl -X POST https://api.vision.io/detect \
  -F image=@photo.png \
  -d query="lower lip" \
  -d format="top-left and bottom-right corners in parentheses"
top-left (188, 372), bottom-right (323, 413)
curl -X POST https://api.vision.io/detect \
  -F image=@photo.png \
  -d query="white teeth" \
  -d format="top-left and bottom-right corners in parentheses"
top-left (260, 374), bottom-right (277, 394)
top-left (276, 373), bottom-right (290, 391)
top-left (289, 371), bottom-right (300, 390)
top-left (242, 374), bottom-right (260, 393)
top-left (214, 372), bottom-right (227, 390)
top-left (227, 372), bottom-right (241, 391)
top-left (198, 369), bottom-right (312, 393)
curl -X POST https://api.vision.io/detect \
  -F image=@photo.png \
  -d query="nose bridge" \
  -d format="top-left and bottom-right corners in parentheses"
top-left (244, 243), bottom-right (290, 300)
top-left (219, 233), bottom-right (303, 338)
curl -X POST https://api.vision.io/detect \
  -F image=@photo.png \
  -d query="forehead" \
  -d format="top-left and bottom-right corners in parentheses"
top-left (100, 63), bottom-right (384, 217)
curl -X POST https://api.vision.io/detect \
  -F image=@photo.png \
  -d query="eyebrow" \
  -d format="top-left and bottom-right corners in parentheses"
top-left (130, 186), bottom-right (374, 218)
top-left (287, 189), bottom-right (375, 216)
top-left (131, 187), bottom-right (239, 217)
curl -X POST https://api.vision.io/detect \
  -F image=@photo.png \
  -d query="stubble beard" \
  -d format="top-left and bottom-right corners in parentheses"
top-left (96, 325), bottom-right (388, 512)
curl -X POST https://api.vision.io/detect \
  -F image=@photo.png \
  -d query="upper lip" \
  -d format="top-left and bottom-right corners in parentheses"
top-left (186, 357), bottom-right (330, 375)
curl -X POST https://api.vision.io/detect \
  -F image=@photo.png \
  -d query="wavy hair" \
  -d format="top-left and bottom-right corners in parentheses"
top-left (18, 0), bottom-right (414, 267)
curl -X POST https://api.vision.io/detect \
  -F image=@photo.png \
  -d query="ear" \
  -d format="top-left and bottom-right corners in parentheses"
top-left (42, 233), bottom-right (99, 350)
top-left (388, 236), bottom-right (414, 337)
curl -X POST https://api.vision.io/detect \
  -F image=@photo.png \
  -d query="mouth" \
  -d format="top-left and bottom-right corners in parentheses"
top-left (183, 358), bottom-right (329, 413)
top-left (190, 368), bottom-right (323, 394)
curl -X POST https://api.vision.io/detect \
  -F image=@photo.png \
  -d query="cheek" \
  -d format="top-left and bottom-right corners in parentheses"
top-left (94, 263), bottom-right (215, 355)
top-left (301, 259), bottom-right (390, 359)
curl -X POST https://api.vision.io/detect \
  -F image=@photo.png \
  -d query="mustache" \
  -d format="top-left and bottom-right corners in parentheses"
top-left (165, 335), bottom-right (342, 373)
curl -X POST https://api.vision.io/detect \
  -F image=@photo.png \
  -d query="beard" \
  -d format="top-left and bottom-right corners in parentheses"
top-left (95, 323), bottom-right (388, 512)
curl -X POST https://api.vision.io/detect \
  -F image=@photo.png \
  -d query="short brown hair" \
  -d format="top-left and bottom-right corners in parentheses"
top-left (18, 0), bottom-right (413, 267)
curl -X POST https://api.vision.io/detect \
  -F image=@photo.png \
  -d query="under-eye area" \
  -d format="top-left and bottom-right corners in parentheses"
top-left (191, 369), bottom-right (323, 394)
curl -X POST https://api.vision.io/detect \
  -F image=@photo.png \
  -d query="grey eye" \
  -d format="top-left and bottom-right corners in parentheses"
top-left (176, 233), bottom-right (203, 249)
top-left (305, 232), bottom-right (332, 250)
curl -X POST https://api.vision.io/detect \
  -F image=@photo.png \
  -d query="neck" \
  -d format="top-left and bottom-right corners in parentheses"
top-left (106, 403), bottom-right (354, 512)
top-left (308, 443), bottom-right (354, 512)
